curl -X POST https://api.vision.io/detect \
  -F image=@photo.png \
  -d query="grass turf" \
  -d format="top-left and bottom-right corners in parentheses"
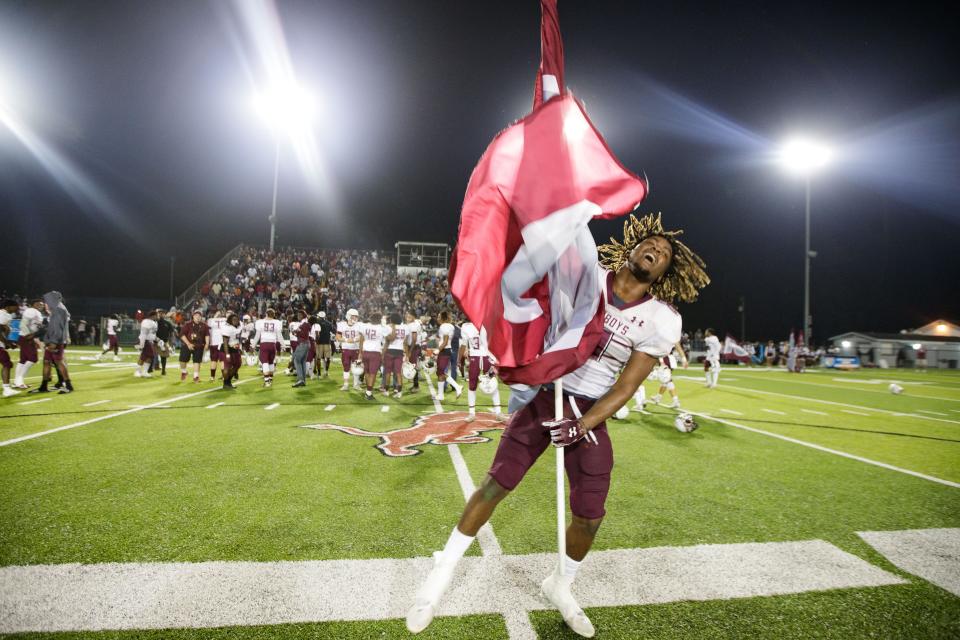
top-left (1, 349), bottom-right (958, 638)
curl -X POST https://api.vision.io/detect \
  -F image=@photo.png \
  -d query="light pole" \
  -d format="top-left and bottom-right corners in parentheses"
top-left (252, 83), bottom-right (315, 253)
top-left (780, 138), bottom-right (832, 346)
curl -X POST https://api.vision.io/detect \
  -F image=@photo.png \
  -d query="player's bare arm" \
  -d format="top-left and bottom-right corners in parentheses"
top-left (577, 350), bottom-right (658, 431)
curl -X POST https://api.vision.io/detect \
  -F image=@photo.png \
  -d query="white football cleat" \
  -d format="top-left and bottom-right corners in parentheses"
top-left (133, 370), bottom-right (142, 378)
top-left (540, 568), bottom-right (595, 638)
top-left (406, 551), bottom-right (457, 634)
top-left (340, 383), bottom-right (349, 391)
top-left (464, 413), bottom-right (476, 423)
top-left (670, 400), bottom-right (681, 409)
top-left (2, 387), bottom-right (19, 397)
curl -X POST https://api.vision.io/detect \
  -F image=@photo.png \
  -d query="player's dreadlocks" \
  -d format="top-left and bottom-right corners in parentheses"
top-left (598, 212), bottom-right (710, 303)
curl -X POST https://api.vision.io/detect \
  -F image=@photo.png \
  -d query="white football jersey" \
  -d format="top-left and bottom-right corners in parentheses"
top-left (705, 335), bottom-right (721, 361)
top-left (208, 316), bottom-right (227, 346)
top-left (139, 318), bottom-right (158, 344)
top-left (387, 323), bottom-right (407, 350)
top-left (254, 318), bottom-right (283, 343)
top-left (221, 324), bottom-right (241, 348)
top-left (21, 308), bottom-right (43, 335)
top-left (241, 321), bottom-right (255, 339)
top-left (337, 320), bottom-right (362, 350)
top-left (405, 320), bottom-right (422, 346)
top-left (437, 322), bottom-right (455, 350)
top-left (460, 322), bottom-right (487, 357)
top-left (309, 323), bottom-right (322, 341)
top-left (563, 268), bottom-right (682, 400)
top-left (288, 320), bottom-right (302, 342)
top-left (360, 322), bottom-right (390, 352)
top-left (0, 309), bottom-right (12, 331)
top-left (106, 318), bottom-right (120, 336)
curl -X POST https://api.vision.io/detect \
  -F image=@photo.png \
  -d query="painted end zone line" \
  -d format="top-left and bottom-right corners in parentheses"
top-left (0, 539), bottom-right (904, 634)
top-left (689, 411), bottom-right (960, 489)
top-left (264, 403), bottom-right (279, 411)
top-left (0, 380), bottom-right (254, 448)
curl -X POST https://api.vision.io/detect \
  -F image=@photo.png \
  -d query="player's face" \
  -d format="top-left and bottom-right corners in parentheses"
top-left (627, 236), bottom-right (673, 282)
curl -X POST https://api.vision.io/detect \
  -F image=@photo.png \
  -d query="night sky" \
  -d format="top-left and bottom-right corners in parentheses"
top-left (1, 0), bottom-right (958, 342)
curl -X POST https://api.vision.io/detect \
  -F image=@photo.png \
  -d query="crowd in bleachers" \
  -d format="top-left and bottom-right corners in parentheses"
top-left (190, 247), bottom-right (456, 322)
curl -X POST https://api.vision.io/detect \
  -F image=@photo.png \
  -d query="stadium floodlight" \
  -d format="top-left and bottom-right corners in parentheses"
top-left (779, 137), bottom-right (833, 176)
top-left (252, 83), bottom-right (316, 252)
top-left (252, 83), bottom-right (316, 134)
top-left (778, 135), bottom-right (834, 347)
top-left (841, 340), bottom-right (851, 348)
top-left (912, 343), bottom-right (922, 350)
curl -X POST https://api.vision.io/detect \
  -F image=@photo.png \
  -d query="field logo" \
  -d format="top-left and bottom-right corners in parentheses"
top-left (299, 411), bottom-right (506, 457)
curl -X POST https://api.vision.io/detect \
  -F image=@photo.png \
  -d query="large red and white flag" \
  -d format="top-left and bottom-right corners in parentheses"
top-left (448, 0), bottom-right (647, 388)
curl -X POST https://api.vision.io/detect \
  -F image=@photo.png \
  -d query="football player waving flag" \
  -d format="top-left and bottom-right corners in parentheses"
top-left (410, 1), bottom-right (709, 637)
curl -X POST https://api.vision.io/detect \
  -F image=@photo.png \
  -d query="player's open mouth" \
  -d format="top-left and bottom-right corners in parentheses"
top-left (642, 252), bottom-right (657, 266)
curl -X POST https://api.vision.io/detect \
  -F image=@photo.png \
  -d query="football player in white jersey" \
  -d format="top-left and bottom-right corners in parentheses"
top-left (704, 328), bottom-right (721, 388)
top-left (408, 214), bottom-right (709, 638)
top-left (0, 299), bottom-right (19, 396)
top-left (646, 342), bottom-right (688, 409)
top-left (404, 311), bottom-right (422, 392)
top-left (357, 315), bottom-right (393, 401)
top-left (251, 309), bottom-right (283, 387)
top-left (220, 313), bottom-right (243, 390)
top-left (336, 309), bottom-right (363, 391)
top-left (435, 311), bottom-right (462, 401)
top-left (14, 299), bottom-right (44, 389)
top-left (384, 312), bottom-right (408, 398)
top-left (98, 315), bottom-right (122, 361)
top-left (458, 321), bottom-right (502, 421)
top-left (207, 309), bottom-right (228, 382)
top-left (134, 310), bottom-right (159, 378)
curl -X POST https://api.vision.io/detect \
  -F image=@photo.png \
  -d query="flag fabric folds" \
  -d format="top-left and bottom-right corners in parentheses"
top-left (722, 335), bottom-right (753, 364)
top-left (448, 0), bottom-right (648, 388)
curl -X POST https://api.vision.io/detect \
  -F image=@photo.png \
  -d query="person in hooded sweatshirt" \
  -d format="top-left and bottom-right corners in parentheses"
top-left (29, 291), bottom-right (73, 394)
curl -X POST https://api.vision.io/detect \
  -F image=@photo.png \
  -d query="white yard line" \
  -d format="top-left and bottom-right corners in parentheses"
top-left (0, 379), bottom-right (255, 448)
top-left (858, 528), bottom-right (960, 597)
top-left (205, 402), bottom-right (224, 410)
top-left (801, 409), bottom-right (828, 416)
top-left (841, 410), bottom-right (870, 417)
top-left (264, 403), bottom-right (279, 411)
top-left (688, 411), bottom-right (960, 489)
top-left (761, 408), bottom-right (786, 416)
top-left (0, 539), bottom-right (903, 634)
top-left (730, 374), bottom-right (960, 403)
top-left (324, 404), bottom-right (336, 411)
top-left (82, 399), bottom-right (111, 407)
top-left (380, 405), bottom-right (389, 413)
top-left (917, 410), bottom-right (948, 416)
top-left (676, 376), bottom-right (960, 426)
top-left (16, 398), bottom-right (52, 406)
top-left (719, 408), bottom-right (743, 416)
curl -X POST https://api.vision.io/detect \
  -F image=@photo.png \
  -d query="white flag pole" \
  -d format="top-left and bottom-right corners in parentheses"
top-left (554, 378), bottom-right (565, 575)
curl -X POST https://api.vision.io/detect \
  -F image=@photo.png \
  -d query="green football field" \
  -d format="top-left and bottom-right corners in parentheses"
top-left (1, 347), bottom-right (958, 639)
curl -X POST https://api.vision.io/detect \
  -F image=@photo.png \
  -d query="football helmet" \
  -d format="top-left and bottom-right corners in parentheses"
top-left (402, 361), bottom-right (417, 380)
top-left (245, 354), bottom-right (258, 367)
top-left (350, 360), bottom-right (365, 376)
top-left (674, 413), bottom-right (698, 433)
top-left (613, 405), bottom-right (630, 420)
top-left (889, 383), bottom-right (903, 395)
top-left (422, 358), bottom-right (436, 374)
top-left (478, 372), bottom-right (499, 395)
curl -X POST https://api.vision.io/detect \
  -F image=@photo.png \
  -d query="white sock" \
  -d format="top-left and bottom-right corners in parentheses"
top-left (262, 364), bottom-right (270, 376)
top-left (141, 362), bottom-right (149, 374)
top-left (712, 370), bottom-right (720, 385)
top-left (440, 527), bottom-right (475, 564)
top-left (3, 383), bottom-right (10, 389)
top-left (14, 363), bottom-right (24, 385)
top-left (492, 388), bottom-right (501, 413)
top-left (562, 554), bottom-right (582, 579)
top-left (343, 372), bottom-right (349, 382)
top-left (467, 389), bottom-right (476, 414)
top-left (438, 380), bottom-right (445, 400)
top-left (353, 373), bottom-right (361, 386)
top-left (447, 377), bottom-right (462, 394)
top-left (20, 361), bottom-right (35, 384)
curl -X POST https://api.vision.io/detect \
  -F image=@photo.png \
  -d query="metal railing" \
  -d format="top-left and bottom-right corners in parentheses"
top-left (174, 243), bottom-right (245, 310)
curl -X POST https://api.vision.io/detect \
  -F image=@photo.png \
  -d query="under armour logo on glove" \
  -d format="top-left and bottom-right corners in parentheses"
top-left (543, 418), bottom-right (599, 447)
